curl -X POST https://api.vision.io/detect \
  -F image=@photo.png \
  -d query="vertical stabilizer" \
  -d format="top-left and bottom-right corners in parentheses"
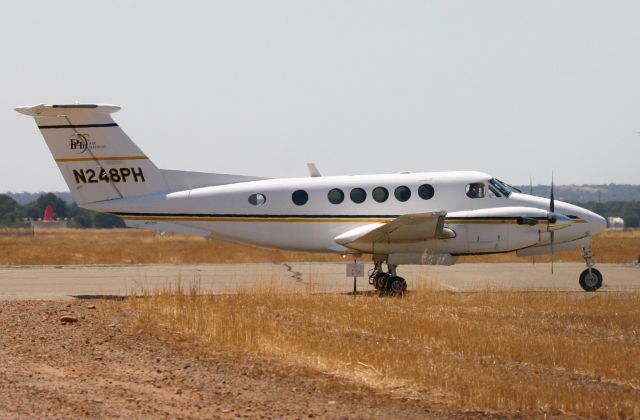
top-left (15, 104), bottom-right (168, 204)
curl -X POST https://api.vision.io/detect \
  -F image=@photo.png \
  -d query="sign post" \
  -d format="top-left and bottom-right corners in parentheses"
top-left (346, 261), bottom-right (364, 297)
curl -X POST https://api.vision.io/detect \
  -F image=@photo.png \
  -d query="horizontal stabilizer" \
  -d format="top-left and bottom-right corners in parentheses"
top-left (15, 103), bottom-right (121, 117)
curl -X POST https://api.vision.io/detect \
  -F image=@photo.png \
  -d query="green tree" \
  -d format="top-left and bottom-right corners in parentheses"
top-left (68, 203), bottom-right (94, 228)
top-left (571, 201), bottom-right (640, 228)
top-left (94, 213), bottom-right (125, 228)
top-left (24, 193), bottom-right (69, 220)
top-left (0, 194), bottom-right (24, 227)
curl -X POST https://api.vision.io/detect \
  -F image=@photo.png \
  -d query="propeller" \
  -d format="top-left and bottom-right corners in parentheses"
top-left (549, 173), bottom-right (554, 274)
top-left (545, 174), bottom-right (574, 274)
top-left (530, 175), bottom-right (535, 266)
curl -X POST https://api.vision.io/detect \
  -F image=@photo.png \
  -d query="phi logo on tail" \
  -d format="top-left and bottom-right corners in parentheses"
top-left (69, 133), bottom-right (89, 153)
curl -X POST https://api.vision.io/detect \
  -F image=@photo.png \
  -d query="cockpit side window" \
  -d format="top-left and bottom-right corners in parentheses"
top-left (489, 178), bottom-right (520, 197)
top-left (466, 183), bottom-right (485, 198)
top-left (487, 184), bottom-right (502, 198)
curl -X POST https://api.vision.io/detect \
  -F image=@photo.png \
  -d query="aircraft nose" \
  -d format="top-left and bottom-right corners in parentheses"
top-left (584, 210), bottom-right (607, 235)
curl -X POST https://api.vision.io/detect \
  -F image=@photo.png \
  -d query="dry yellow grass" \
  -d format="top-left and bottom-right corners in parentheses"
top-left (132, 286), bottom-right (640, 417)
top-left (0, 228), bottom-right (637, 265)
top-left (0, 228), bottom-right (347, 265)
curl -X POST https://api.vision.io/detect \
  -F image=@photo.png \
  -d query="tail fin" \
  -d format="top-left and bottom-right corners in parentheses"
top-left (15, 104), bottom-right (168, 205)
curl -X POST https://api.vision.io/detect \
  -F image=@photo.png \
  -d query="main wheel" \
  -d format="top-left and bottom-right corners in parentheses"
top-left (579, 268), bottom-right (603, 292)
top-left (372, 272), bottom-right (389, 291)
top-left (386, 276), bottom-right (407, 295)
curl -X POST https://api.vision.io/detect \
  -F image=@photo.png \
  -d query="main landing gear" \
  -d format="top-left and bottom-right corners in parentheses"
top-left (579, 242), bottom-right (603, 292)
top-left (369, 261), bottom-right (407, 296)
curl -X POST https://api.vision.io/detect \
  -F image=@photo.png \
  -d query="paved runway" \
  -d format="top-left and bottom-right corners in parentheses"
top-left (0, 262), bottom-right (638, 300)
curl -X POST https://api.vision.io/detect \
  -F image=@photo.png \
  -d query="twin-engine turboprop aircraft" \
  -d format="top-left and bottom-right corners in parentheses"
top-left (16, 104), bottom-right (607, 293)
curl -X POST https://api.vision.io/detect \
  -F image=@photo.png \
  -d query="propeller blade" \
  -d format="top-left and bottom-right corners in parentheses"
top-left (530, 175), bottom-right (535, 265)
top-left (550, 172), bottom-right (555, 213)
top-left (549, 171), bottom-right (555, 274)
top-left (550, 230), bottom-right (554, 274)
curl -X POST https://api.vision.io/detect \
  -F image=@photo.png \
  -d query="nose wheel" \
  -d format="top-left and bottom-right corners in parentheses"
top-left (579, 268), bottom-right (603, 292)
top-left (579, 241), bottom-right (603, 292)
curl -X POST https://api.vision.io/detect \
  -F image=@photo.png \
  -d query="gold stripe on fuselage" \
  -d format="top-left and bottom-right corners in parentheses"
top-left (122, 216), bottom-right (585, 224)
top-left (444, 219), bottom-right (586, 225)
top-left (122, 216), bottom-right (393, 223)
top-left (55, 156), bottom-right (149, 163)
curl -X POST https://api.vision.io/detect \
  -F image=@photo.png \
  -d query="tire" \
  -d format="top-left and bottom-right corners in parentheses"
top-left (372, 273), bottom-right (389, 291)
top-left (579, 268), bottom-right (603, 292)
top-left (387, 276), bottom-right (407, 296)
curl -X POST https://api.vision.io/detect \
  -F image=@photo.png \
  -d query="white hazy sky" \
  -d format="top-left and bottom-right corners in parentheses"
top-left (1, 1), bottom-right (639, 192)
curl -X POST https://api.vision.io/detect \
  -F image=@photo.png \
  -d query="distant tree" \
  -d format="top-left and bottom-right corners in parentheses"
top-left (626, 214), bottom-right (639, 228)
top-left (572, 201), bottom-right (640, 228)
top-left (94, 213), bottom-right (125, 229)
top-left (0, 194), bottom-right (24, 227)
top-left (67, 203), bottom-right (94, 228)
top-left (24, 193), bottom-right (69, 220)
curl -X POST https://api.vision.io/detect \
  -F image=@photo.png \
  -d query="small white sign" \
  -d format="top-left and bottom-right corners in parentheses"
top-left (346, 263), bottom-right (365, 278)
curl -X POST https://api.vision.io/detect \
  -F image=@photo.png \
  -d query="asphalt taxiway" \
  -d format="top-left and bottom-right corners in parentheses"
top-left (0, 262), bottom-right (637, 300)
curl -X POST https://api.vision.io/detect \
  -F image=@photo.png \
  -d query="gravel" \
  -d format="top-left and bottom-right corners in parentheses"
top-left (0, 300), bottom-right (481, 419)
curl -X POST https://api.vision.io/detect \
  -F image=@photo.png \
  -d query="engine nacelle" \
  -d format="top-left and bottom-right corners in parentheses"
top-left (447, 206), bottom-right (547, 253)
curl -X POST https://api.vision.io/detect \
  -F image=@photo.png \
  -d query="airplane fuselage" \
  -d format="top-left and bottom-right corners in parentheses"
top-left (88, 170), bottom-right (606, 259)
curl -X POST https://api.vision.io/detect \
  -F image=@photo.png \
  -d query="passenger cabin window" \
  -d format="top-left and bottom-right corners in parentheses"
top-left (292, 190), bottom-right (308, 206)
top-left (248, 193), bottom-right (266, 206)
top-left (466, 183), bottom-right (485, 199)
top-left (418, 184), bottom-right (434, 200)
top-left (350, 188), bottom-right (366, 204)
top-left (394, 186), bottom-right (411, 202)
top-left (327, 188), bottom-right (344, 204)
top-left (372, 187), bottom-right (389, 203)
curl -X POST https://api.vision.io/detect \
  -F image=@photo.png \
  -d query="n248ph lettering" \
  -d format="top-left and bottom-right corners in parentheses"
top-left (72, 167), bottom-right (145, 184)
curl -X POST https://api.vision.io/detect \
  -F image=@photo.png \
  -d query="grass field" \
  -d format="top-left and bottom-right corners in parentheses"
top-left (132, 286), bottom-right (640, 417)
top-left (2, 227), bottom-right (638, 416)
top-left (0, 228), bottom-right (638, 265)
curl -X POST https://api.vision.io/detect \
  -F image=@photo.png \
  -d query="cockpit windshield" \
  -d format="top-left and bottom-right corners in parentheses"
top-left (489, 178), bottom-right (521, 197)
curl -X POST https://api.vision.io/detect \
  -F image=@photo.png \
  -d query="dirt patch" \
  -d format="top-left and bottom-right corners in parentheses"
top-left (0, 300), bottom-right (486, 419)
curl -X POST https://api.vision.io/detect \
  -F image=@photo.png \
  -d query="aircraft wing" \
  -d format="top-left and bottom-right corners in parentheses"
top-left (334, 211), bottom-right (449, 253)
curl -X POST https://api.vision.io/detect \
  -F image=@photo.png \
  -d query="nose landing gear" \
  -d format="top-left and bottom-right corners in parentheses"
top-left (369, 261), bottom-right (407, 296)
top-left (579, 242), bottom-right (603, 292)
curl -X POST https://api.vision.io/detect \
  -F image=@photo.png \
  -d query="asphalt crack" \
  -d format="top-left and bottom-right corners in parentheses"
top-left (281, 263), bottom-right (303, 283)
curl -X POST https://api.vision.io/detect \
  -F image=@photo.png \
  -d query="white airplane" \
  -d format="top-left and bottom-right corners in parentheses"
top-left (16, 103), bottom-right (607, 293)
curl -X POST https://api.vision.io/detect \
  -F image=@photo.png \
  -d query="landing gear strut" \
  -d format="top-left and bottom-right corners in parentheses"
top-left (579, 240), bottom-right (603, 292)
top-left (369, 260), bottom-right (407, 295)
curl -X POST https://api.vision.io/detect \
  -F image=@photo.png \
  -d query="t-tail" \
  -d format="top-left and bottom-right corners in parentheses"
top-left (15, 104), bottom-right (169, 205)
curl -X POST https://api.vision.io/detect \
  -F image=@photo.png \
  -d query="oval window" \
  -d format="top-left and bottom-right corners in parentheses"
top-left (394, 186), bottom-right (411, 202)
top-left (372, 187), bottom-right (388, 203)
top-left (292, 190), bottom-right (309, 206)
top-left (350, 188), bottom-right (366, 204)
top-left (248, 193), bottom-right (266, 206)
top-left (327, 188), bottom-right (344, 204)
top-left (418, 184), bottom-right (434, 200)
